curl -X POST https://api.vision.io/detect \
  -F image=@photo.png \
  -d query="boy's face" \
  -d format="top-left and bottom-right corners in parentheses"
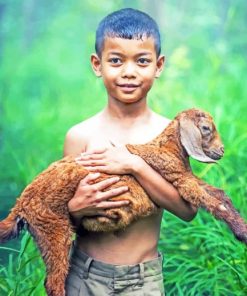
top-left (91, 37), bottom-right (164, 104)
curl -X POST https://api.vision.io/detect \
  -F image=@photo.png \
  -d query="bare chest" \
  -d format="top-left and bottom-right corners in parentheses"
top-left (85, 124), bottom-right (166, 152)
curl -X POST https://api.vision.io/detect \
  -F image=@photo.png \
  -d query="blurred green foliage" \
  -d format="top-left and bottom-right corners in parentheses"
top-left (0, 0), bottom-right (246, 295)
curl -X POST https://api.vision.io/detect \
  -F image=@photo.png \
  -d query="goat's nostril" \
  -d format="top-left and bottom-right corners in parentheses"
top-left (220, 146), bottom-right (224, 154)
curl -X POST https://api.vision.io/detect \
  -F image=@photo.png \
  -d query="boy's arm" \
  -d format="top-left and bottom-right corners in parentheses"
top-left (130, 157), bottom-right (197, 221)
top-left (77, 146), bottom-right (197, 221)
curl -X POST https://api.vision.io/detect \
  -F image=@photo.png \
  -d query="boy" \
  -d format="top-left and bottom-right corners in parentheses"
top-left (64, 8), bottom-right (197, 295)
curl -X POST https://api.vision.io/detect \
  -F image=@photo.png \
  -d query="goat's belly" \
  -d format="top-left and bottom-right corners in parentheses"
top-left (82, 183), bottom-right (157, 232)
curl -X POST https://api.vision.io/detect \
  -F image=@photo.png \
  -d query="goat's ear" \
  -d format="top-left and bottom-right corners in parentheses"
top-left (179, 117), bottom-right (216, 163)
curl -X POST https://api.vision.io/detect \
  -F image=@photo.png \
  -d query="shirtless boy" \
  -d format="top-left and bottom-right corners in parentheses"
top-left (64, 8), bottom-right (197, 295)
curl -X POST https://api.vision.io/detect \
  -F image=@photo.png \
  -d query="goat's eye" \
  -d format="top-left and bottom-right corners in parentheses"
top-left (202, 126), bottom-right (210, 131)
top-left (201, 125), bottom-right (211, 135)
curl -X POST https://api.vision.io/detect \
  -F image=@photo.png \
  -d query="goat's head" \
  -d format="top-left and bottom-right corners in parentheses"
top-left (178, 109), bottom-right (224, 163)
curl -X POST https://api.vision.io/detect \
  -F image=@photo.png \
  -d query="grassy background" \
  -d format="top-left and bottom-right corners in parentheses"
top-left (0, 0), bottom-right (246, 295)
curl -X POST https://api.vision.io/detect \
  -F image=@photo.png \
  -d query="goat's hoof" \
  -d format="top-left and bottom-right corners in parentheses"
top-left (235, 232), bottom-right (247, 245)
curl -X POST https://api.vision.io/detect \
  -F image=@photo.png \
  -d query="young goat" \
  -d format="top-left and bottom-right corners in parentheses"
top-left (0, 108), bottom-right (246, 296)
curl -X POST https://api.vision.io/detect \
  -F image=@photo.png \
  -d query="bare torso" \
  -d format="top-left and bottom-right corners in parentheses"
top-left (65, 108), bottom-right (170, 264)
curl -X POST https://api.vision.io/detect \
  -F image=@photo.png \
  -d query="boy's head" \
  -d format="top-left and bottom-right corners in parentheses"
top-left (95, 8), bottom-right (161, 58)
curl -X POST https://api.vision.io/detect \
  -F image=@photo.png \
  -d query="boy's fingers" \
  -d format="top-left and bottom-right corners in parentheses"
top-left (84, 166), bottom-right (110, 173)
top-left (82, 172), bottom-right (101, 183)
top-left (95, 176), bottom-right (121, 191)
top-left (77, 160), bottom-right (106, 166)
top-left (87, 154), bottom-right (105, 160)
top-left (81, 148), bottom-right (107, 156)
top-left (98, 186), bottom-right (129, 200)
top-left (97, 200), bottom-right (130, 209)
top-left (76, 154), bottom-right (105, 161)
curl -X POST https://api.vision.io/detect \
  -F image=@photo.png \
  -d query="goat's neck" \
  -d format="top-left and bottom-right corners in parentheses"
top-left (126, 119), bottom-right (189, 177)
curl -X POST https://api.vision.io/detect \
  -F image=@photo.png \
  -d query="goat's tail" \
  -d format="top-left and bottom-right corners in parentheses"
top-left (0, 214), bottom-right (25, 243)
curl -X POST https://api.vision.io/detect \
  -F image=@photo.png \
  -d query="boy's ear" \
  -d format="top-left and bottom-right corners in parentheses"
top-left (155, 55), bottom-right (165, 78)
top-left (91, 54), bottom-right (102, 77)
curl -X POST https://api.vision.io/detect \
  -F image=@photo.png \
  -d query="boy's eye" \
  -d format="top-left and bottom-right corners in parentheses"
top-left (137, 58), bottom-right (150, 65)
top-left (109, 58), bottom-right (122, 64)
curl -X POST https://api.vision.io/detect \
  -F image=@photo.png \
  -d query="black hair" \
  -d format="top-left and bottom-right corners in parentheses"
top-left (95, 8), bottom-right (161, 57)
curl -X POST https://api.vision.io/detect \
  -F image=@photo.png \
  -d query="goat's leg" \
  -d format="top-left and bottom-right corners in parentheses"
top-left (196, 178), bottom-right (228, 203)
top-left (196, 179), bottom-right (247, 243)
top-left (127, 144), bottom-right (247, 243)
top-left (29, 217), bottom-right (73, 296)
top-left (177, 176), bottom-right (247, 244)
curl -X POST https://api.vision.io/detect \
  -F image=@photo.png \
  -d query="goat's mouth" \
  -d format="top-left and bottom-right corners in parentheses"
top-left (204, 149), bottom-right (224, 160)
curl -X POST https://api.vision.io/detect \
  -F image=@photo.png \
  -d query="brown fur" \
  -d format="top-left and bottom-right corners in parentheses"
top-left (0, 108), bottom-right (246, 296)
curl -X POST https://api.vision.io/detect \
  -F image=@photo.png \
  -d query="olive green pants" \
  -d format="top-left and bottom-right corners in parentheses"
top-left (65, 247), bottom-right (165, 295)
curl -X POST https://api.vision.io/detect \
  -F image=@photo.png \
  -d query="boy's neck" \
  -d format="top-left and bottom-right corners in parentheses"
top-left (103, 97), bottom-right (152, 124)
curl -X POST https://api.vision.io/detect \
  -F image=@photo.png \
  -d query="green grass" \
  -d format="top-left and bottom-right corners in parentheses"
top-left (0, 233), bottom-right (46, 296)
top-left (0, 1), bottom-right (247, 295)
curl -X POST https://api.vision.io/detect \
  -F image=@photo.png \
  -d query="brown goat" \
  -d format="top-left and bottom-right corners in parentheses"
top-left (0, 108), bottom-right (246, 296)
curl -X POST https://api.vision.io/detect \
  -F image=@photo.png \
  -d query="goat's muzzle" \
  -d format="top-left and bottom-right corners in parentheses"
top-left (205, 145), bottom-right (224, 160)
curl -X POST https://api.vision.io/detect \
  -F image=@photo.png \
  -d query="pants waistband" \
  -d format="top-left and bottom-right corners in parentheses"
top-left (70, 246), bottom-right (163, 280)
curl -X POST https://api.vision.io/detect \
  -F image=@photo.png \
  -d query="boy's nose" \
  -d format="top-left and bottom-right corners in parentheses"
top-left (121, 62), bottom-right (137, 78)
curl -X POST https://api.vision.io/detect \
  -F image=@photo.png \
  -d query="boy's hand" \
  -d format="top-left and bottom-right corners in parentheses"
top-left (68, 172), bottom-right (129, 222)
top-left (75, 146), bottom-right (141, 175)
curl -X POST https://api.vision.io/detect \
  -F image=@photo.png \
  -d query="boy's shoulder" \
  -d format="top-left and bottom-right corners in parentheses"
top-left (67, 113), bottom-right (101, 136)
top-left (63, 112), bottom-right (102, 156)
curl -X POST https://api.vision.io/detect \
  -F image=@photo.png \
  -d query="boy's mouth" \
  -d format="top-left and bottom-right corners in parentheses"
top-left (116, 83), bottom-right (140, 92)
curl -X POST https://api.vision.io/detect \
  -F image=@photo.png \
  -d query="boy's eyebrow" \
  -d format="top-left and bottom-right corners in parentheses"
top-left (107, 52), bottom-right (124, 56)
top-left (135, 52), bottom-right (153, 57)
top-left (107, 51), bottom-right (153, 57)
